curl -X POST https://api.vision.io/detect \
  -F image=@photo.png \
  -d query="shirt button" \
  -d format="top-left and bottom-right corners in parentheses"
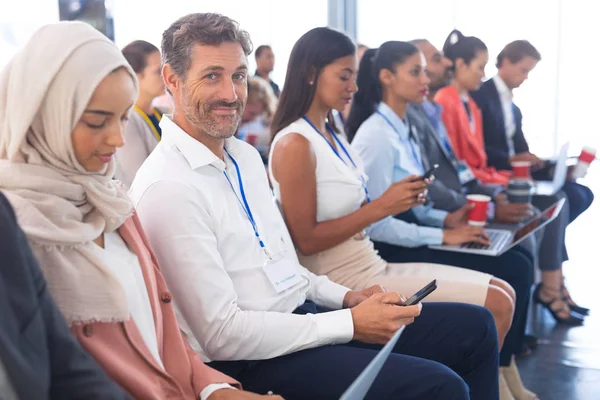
top-left (83, 324), bottom-right (94, 337)
top-left (160, 292), bottom-right (172, 303)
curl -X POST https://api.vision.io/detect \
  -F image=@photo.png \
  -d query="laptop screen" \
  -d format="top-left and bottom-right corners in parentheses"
top-left (512, 201), bottom-right (562, 244)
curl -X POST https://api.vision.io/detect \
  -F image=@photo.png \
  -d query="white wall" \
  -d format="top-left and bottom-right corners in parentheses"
top-left (0, 0), bottom-right (60, 69)
top-left (357, 0), bottom-right (597, 157)
top-left (3, 0), bottom-right (594, 158)
top-left (112, 0), bottom-right (328, 87)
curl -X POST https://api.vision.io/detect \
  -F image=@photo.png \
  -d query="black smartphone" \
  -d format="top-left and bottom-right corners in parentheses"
top-left (403, 279), bottom-right (437, 306)
top-left (421, 164), bottom-right (439, 181)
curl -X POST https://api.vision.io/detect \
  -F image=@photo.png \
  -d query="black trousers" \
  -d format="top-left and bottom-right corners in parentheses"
top-left (209, 302), bottom-right (499, 400)
top-left (373, 242), bottom-right (534, 367)
top-left (532, 192), bottom-right (569, 270)
top-left (532, 167), bottom-right (594, 223)
top-left (561, 180), bottom-right (594, 223)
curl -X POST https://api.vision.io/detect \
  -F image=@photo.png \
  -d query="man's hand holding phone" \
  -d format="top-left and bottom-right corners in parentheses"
top-left (349, 280), bottom-right (437, 345)
top-left (350, 292), bottom-right (421, 344)
top-left (343, 285), bottom-right (387, 308)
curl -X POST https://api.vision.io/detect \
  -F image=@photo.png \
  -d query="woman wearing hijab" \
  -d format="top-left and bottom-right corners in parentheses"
top-left (0, 22), bottom-right (279, 400)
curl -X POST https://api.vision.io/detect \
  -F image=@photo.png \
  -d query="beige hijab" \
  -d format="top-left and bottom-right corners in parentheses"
top-left (0, 22), bottom-right (139, 324)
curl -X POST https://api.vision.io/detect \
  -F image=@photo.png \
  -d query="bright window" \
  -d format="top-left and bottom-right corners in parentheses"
top-left (0, 1), bottom-right (59, 69)
top-left (356, 0), bottom-right (585, 157)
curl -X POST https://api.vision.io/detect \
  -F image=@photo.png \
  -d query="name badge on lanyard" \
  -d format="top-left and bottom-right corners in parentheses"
top-left (223, 149), bottom-right (303, 293)
top-left (263, 253), bottom-right (304, 293)
top-left (456, 160), bottom-right (476, 185)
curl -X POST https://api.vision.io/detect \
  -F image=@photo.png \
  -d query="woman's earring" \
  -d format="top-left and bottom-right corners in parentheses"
top-left (309, 81), bottom-right (314, 85)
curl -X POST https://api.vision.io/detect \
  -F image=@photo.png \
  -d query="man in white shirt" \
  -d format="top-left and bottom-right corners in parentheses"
top-left (131, 13), bottom-right (500, 400)
top-left (472, 40), bottom-right (593, 322)
top-left (473, 40), bottom-right (594, 225)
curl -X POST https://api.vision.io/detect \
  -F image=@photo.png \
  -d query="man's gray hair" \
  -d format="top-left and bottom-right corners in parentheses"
top-left (161, 13), bottom-right (253, 81)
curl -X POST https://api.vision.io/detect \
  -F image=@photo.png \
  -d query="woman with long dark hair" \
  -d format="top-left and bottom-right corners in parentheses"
top-left (347, 40), bottom-right (537, 400)
top-left (269, 27), bottom-right (505, 400)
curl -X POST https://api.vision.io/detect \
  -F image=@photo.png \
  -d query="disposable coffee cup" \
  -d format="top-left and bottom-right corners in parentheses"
top-left (572, 146), bottom-right (596, 179)
top-left (507, 179), bottom-right (533, 204)
top-left (511, 161), bottom-right (531, 180)
top-left (466, 194), bottom-right (491, 226)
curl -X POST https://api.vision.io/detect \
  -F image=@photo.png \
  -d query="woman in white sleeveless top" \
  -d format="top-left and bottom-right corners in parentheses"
top-left (269, 116), bottom-right (511, 306)
top-left (267, 29), bottom-right (517, 361)
top-left (269, 30), bottom-right (539, 399)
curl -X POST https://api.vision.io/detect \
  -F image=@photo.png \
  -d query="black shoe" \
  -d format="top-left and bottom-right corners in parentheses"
top-left (561, 284), bottom-right (590, 315)
top-left (517, 334), bottom-right (539, 357)
top-left (568, 303), bottom-right (590, 316)
top-left (533, 284), bottom-right (585, 326)
top-left (524, 334), bottom-right (539, 349)
top-left (517, 343), bottom-right (532, 357)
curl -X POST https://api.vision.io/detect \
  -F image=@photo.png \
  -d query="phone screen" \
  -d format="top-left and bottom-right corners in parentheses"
top-left (421, 164), bottom-right (439, 180)
top-left (403, 279), bottom-right (437, 306)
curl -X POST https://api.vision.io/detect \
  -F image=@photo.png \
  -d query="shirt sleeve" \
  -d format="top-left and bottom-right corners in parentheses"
top-left (412, 204), bottom-right (448, 228)
top-left (200, 384), bottom-right (236, 400)
top-left (300, 266), bottom-right (351, 310)
top-left (352, 126), bottom-right (444, 247)
top-left (135, 180), bottom-right (354, 362)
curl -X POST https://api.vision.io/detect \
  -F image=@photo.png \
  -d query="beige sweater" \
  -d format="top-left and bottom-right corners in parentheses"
top-left (114, 110), bottom-right (159, 188)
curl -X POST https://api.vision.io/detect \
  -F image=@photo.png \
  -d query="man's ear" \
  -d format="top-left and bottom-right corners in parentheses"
top-left (162, 63), bottom-right (179, 95)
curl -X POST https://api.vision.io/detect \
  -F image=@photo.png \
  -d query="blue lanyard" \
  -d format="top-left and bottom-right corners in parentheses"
top-left (438, 129), bottom-right (456, 160)
top-left (223, 149), bottom-right (271, 259)
top-left (302, 116), bottom-right (371, 203)
top-left (376, 110), bottom-right (422, 172)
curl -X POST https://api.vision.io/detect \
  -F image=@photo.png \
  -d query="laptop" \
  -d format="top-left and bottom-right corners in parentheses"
top-left (339, 326), bottom-right (406, 400)
top-left (428, 198), bottom-right (565, 256)
top-left (533, 143), bottom-right (569, 196)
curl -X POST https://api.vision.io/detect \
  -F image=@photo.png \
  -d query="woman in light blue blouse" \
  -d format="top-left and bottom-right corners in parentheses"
top-left (347, 43), bottom-right (537, 399)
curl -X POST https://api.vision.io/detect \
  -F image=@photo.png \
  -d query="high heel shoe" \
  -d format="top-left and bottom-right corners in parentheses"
top-left (517, 334), bottom-right (539, 357)
top-left (502, 358), bottom-right (538, 400)
top-left (561, 281), bottom-right (590, 315)
top-left (532, 284), bottom-right (585, 325)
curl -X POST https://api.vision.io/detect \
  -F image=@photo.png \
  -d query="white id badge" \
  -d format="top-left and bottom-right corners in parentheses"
top-left (263, 253), bottom-right (304, 293)
top-left (457, 161), bottom-right (476, 185)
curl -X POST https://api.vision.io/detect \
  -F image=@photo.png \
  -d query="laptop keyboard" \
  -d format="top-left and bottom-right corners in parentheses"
top-left (461, 231), bottom-right (503, 250)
